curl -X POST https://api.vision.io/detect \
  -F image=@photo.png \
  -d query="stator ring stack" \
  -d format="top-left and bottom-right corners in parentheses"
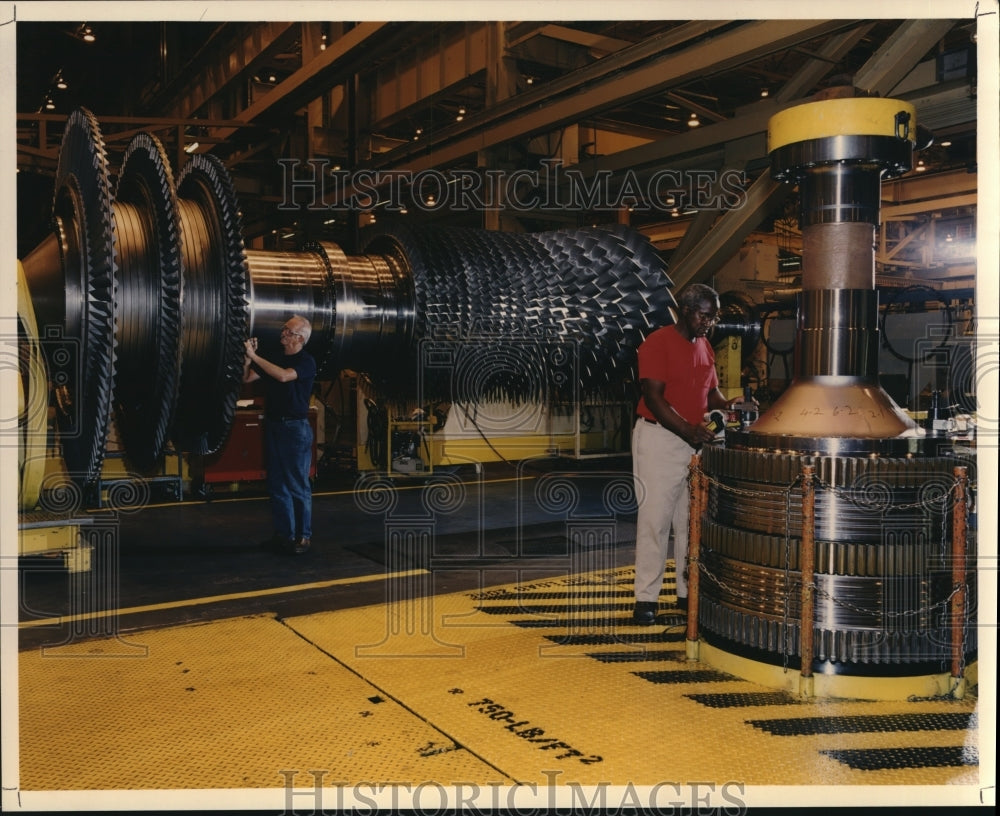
top-left (698, 94), bottom-right (977, 693)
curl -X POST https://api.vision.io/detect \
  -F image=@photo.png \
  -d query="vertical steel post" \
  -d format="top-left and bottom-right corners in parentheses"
top-left (951, 466), bottom-right (968, 683)
top-left (686, 454), bottom-right (704, 657)
top-left (800, 463), bottom-right (816, 686)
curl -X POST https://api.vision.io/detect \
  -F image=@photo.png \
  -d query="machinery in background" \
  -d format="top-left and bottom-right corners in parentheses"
top-left (187, 397), bottom-right (320, 497)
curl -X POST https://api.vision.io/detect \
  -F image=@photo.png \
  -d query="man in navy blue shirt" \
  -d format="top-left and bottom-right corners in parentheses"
top-left (243, 315), bottom-right (317, 554)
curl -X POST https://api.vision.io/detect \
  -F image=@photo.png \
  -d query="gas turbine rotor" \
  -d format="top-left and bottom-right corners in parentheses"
top-left (23, 108), bottom-right (676, 485)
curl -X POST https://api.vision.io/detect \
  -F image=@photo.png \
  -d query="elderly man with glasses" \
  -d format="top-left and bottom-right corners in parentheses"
top-left (244, 315), bottom-right (318, 555)
top-left (630, 283), bottom-right (752, 624)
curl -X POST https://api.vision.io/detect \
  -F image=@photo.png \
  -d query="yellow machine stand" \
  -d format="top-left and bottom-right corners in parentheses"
top-left (16, 259), bottom-right (93, 573)
top-left (18, 517), bottom-right (94, 574)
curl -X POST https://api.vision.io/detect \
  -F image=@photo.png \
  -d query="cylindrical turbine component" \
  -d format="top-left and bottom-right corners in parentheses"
top-left (699, 95), bottom-right (976, 685)
top-left (20, 108), bottom-right (674, 484)
top-left (750, 96), bottom-right (918, 440)
top-left (796, 288), bottom-right (879, 378)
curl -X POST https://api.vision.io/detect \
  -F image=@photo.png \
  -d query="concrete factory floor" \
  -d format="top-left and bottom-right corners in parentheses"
top-left (12, 459), bottom-right (988, 811)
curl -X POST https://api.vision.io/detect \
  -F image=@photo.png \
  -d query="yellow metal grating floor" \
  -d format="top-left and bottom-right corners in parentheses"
top-left (17, 564), bottom-right (985, 808)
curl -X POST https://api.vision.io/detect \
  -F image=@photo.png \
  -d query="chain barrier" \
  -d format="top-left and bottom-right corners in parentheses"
top-left (692, 460), bottom-right (976, 692)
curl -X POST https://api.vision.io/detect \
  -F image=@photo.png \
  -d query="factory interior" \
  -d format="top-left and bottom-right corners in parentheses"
top-left (5, 9), bottom-right (998, 813)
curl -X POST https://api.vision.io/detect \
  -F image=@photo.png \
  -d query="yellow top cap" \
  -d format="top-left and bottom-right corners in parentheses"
top-left (768, 97), bottom-right (917, 153)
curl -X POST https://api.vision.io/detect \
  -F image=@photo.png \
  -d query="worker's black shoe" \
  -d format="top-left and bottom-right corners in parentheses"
top-left (632, 601), bottom-right (658, 625)
top-left (293, 536), bottom-right (311, 555)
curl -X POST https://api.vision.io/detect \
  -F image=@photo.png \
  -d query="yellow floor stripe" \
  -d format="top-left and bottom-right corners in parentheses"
top-left (18, 568), bottom-right (429, 629)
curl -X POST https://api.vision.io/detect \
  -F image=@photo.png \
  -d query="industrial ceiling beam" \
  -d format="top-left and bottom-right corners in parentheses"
top-left (853, 19), bottom-right (957, 96)
top-left (203, 22), bottom-right (402, 146)
top-left (773, 23), bottom-right (877, 102)
top-left (362, 20), bottom-right (847, 176)
top-left (573, 22), bottom-right (880, 181)
top-left (666, 92), bottom-right (727, 123)
top-left (899, 78), bottom-right (977, 131)
top-left (160, 22), bottom-right (298, 118)
top-left (532, 24), bottom-right (635, 56)
top-left (576, 102), bottom-right (778, 180)
top-left (661, 167), bottom-right (791, 291)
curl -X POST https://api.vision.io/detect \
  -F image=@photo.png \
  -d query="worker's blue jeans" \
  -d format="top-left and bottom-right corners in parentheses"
top-left (264, 417), bottom-right (313, 541)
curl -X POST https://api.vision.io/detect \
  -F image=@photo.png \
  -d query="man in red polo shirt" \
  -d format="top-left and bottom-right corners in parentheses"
top-left (632, 283), bottom-right (746, 625)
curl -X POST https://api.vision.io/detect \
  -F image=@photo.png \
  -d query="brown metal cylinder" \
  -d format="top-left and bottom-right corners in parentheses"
top-left (801, 222), bottom-right (876, 290)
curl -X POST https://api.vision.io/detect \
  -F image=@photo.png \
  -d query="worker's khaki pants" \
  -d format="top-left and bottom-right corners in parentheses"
top-left (632, 419), bottom-right (695, 603)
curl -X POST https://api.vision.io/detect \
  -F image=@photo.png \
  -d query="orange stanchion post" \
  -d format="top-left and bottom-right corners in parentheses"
top-left (799, 464), bottom-right (816, 692)
top-left (686, 454), bottom-right (704, 655)
top-left (951, 466), bottom-right (968, 687)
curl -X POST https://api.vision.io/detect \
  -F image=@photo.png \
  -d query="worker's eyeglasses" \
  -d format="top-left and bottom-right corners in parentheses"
top-left (281, 327), bottom-right (304, 338)
top-left (692, 309), bottom-right (719, 324)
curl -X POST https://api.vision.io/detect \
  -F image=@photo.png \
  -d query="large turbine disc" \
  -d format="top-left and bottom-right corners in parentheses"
top-left (172, 154), bottom-right (250, 456)
top-left (111, 132), bottom-right (182, 472)
top-left (49, 108), bottom-right (117, 485)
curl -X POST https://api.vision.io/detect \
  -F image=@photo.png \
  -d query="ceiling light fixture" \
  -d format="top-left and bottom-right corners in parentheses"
top-left (81, 24), bottom-right (95, 43)
top-left (940, 140), bottom-right (952, 147)
top-left (55, 72), bottom-right (68, 90)
top-left (44, 97), bottom-right (55, 111)
top-left (687, 112), bottom-right (700, 128)
top-left (184, 142), bottom-right (200, 154)
top-left (760, 87), bottom-right (769, 98)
